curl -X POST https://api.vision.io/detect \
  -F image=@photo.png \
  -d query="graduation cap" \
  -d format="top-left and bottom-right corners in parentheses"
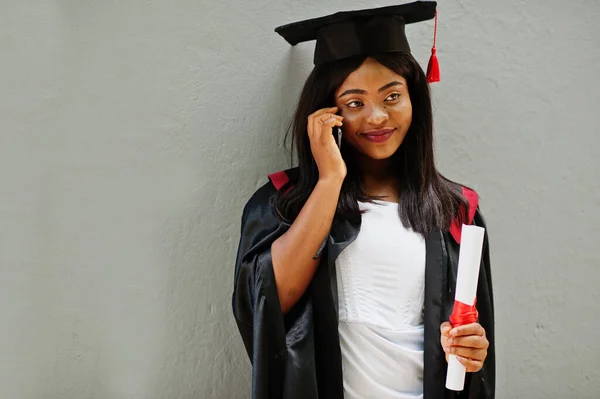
top-left (275, 1), bottom-right (440, 82)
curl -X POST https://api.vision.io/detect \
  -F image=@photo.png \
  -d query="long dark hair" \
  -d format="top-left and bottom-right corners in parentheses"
top-left (275, 52), bottom-right (468, 237)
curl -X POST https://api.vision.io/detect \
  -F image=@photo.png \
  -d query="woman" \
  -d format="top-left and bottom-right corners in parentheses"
top-left (232, 2), bottom-right (494, 398)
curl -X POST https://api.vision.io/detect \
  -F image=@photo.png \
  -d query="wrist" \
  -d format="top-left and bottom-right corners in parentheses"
top-left (317, 174), bottom-right (345, 189)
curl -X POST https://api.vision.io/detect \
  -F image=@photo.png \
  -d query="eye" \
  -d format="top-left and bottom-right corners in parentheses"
top-left (346, 100), bottom-right (363, 109)
top-left (385, 93), bottom-right (401, 101)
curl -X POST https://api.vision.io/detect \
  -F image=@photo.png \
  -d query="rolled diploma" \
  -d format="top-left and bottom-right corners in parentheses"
top-left (445, 224), bottom-right (485, 391)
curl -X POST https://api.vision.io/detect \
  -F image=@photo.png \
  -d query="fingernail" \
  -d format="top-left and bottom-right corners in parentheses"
top-left (450, 329), bottom-right (457, 336)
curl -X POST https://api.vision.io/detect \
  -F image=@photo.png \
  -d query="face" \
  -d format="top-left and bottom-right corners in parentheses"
top-left (334, 57), bottom-right (412, 160)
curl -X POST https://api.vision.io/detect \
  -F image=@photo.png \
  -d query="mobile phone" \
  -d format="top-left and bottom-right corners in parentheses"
top-left (335, 127), bottom-right (342, 149)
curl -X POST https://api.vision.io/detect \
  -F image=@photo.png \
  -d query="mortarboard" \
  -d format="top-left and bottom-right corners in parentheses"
top-left (275, 1), bottom-right (440, 82)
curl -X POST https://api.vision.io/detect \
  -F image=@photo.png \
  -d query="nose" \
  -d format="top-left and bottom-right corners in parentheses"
top-left (366, 104), bottom-right (389, 127)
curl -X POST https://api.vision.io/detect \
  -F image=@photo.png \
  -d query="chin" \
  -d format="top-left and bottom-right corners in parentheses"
top-left (364, 141), bottom-right (404, 159)
top-left (361, 146), bottom-right (399, 160)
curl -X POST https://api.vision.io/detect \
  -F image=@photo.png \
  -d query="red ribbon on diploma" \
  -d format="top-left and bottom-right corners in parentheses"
top-left (449, 299), bottom-right (478, 327)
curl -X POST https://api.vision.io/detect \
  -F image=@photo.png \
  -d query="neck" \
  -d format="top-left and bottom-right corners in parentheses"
top-left (353, 151), bottom-right (400, 201)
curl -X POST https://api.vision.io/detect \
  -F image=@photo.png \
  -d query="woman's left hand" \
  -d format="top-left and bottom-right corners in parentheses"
top-left (440, 322), bottom-right (489, 372)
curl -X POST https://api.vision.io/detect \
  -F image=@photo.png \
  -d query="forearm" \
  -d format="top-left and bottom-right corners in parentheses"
top-left (271, 177), bottom-right (343, 314)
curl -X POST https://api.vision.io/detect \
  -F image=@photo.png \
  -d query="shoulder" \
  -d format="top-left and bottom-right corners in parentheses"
top-left (447, 180), bottom-right (483, 243)
top-left (242, 167), bottom-right (300, 218)
top-left (453, 183), bottom-right (486, 227)
top-left (242, 180), bottom-right (277, 221)
top-left (444, 177), bottom-right (479, 205)
top-left (446, 177), bottom-right (480, 211)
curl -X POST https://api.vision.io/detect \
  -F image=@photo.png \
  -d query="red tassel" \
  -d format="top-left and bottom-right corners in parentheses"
top-left (426, 11), bottom-right (440, 83)
top-left (426, 47), bottom-right (440, 83)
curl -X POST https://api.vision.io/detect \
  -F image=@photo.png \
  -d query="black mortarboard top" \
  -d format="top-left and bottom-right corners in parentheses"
top-left (275, 1), bottom-right (440, 82)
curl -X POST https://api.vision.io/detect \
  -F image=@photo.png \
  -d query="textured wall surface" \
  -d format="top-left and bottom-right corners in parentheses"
top-left (1, 0), bottom-right (598, 398)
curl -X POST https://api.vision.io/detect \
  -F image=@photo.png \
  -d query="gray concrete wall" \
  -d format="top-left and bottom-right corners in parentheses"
top-left (1, 0), bottom-right (598, 398)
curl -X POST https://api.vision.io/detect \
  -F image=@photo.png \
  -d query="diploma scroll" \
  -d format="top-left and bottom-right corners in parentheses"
top-left (445, 224), bottom-right (485, 392)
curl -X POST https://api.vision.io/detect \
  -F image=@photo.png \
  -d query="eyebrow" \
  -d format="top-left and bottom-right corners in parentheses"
top-left (337, 81), bottom-right (404, 98)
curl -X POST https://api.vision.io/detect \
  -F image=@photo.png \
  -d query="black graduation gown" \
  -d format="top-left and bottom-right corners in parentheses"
top-left (232, 169), bottom-right (495, 399)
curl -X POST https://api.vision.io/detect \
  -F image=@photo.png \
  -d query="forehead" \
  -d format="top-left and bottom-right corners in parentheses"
top-left (338, 57), bottom-right (406, 90)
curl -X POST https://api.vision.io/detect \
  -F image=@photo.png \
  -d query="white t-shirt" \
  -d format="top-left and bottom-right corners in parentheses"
top-left (336, 200), bottom-right (426, 399)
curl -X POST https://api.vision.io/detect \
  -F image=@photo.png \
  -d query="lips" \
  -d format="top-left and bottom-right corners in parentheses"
top-left (361, 128), bottom-right (395, 143)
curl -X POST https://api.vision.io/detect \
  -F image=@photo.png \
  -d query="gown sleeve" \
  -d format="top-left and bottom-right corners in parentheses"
top-left (231, 181), bottom-right (291, 397)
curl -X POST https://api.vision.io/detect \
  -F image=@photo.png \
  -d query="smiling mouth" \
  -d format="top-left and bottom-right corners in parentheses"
top-left (361, 128), bottom-right (396, 143)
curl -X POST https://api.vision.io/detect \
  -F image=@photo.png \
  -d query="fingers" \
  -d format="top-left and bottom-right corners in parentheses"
top-left (311, 106), bottom-right (338, 118)
top-left (308, 107), bottom-right (338, 137)
top-left (308, 107), bottom-right (343, 140)
top-left (440, 322), bottom-right (452, 354)
top-left (321, 116), bottom-right (343, 127)
top-left (440, 322), bottom-right (452, 364)
top-left (318, 114), bottom-right (343, 131)
top-left (307, 107), bottom-right (338, 138)
top-left (440, 322), bottom-right (452, 336)
top-left (308, 111), bottom-right (315, 139)
top-left (449, 323), bottom-right (485, 337)
top-left (445, 345), bottom-right (487, 362)
top-left (306, 107), bottom-right (348, 180)
top-left (454, 355), bottom-right (484, 373)
top-left (441, 321), bottom-right (488, 371)
top-left (448, 335), bottom-right (489, 349)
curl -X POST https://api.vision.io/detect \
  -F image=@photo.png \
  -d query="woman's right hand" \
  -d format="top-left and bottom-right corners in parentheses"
top-left (307, 107), bottom-right (346, 182)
